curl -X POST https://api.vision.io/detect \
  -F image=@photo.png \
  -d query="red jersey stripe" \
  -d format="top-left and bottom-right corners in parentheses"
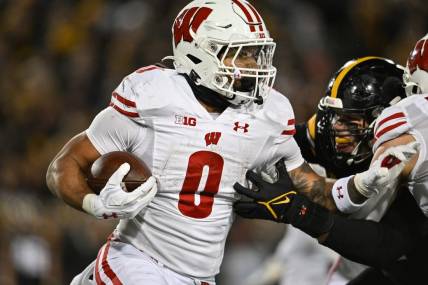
top-left (136, 65), bottom-right (158, 74)
top-left (247, 2), bottom-right (264, 32)
top-left (282, 129), bottom-right (296, 136)
top-left (112, 92), bottom-right (136, 108)
top-left (232, 0), bottom-right (256, 32)
top-left (110, 102), bottom-right (139, 117)
top-left (95, 245), bottom-right (106, 285)
top-left (375, 112), bottom-right (405, 132)
top-left (288, 119), bottom-right (295, 125)
top-left (375, 121), bottom-right (407, 139)
top-left (101, 241), bottom-right (123, 285)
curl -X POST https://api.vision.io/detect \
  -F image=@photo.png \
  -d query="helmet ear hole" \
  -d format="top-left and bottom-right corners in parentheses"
top-left (187, 54), bottom-right (202, 64)
top-left (189, 70), bottom-right (201, 83)
top-left (413, 85), bottom-right (420, 94)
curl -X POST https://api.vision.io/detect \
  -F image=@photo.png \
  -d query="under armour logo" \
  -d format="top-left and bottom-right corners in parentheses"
top-left (103, 213), bottom-right (118, 219)
top-left (233, 122), bottom-right (249, 133)
top-left (205, 132), bottom-right (221, 146)
top-left (336, 186), bottom-right (344, 199)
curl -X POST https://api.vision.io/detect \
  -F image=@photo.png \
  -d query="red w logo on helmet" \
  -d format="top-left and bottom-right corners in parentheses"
top-left (408, 38), bottom-right (428, 73)
top-left (173, 7), bottom-right (213, 47)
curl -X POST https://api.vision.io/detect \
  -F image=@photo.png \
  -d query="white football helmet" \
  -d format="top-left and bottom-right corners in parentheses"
top-left (168, 0), bottom-right (276, 105)
top-left (404, 33), bottom-right (428, 96)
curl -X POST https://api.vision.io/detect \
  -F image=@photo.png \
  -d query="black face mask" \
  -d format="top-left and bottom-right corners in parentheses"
top-left (182, 74), bottom-right (231, 111)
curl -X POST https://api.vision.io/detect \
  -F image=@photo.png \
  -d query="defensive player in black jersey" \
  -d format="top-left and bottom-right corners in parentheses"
top-left (295, 57), bottom-right (404, 178)
top-left (235, 56), bottom-right (428, 284)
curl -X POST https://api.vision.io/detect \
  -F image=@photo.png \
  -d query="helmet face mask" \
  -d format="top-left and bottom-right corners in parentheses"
top-left (315, 57), bottom-right (406, 169)
top-left (170, 0), bottom-right (277, 105)
top-left (317, 99), bottom-right (377, 168)
top-left (215, 42), bottom-right (276, 104)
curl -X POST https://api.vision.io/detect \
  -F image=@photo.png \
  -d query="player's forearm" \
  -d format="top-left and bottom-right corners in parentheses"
top-left (306, 179), bottom-right (336, 211)
top-left (288, 163), bottom-right (337, 211)
top-left (46, 155), bottom-right (93, 211)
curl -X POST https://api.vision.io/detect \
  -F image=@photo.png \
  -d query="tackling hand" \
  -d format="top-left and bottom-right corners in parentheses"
top-left (354, 141), bottom-right (420, 198)
top-left (233, 160), bottom-right (334, 237)
top-left (82, 163), bottom-right (157, 219)
top-left (233, 159), bottom-right (296, 222)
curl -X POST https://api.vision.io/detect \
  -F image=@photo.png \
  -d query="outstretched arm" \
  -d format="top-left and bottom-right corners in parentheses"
top-left (234, 165), bottom-right (426, 268)
top-left (287, 162), bottom-right (337, 211)
top-left (290, 136), bottom-right (420, 214)
top-left (321, 187), bottom-right (427, 268)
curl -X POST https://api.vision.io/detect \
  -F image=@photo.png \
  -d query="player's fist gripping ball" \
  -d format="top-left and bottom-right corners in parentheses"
top-left (87, 151), bottom-right (151, 194)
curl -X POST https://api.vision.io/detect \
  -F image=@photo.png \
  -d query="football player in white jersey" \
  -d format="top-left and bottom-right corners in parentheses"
top-left (45, 0), bottom-right (418, 282)
top-left (45, 1), bottom-right (358, 284)
top-left (234, 34), bottom-right (428, 285)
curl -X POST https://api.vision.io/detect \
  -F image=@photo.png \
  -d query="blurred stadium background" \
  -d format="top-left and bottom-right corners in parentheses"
top-left (0, 0), bottom-right (427, 284)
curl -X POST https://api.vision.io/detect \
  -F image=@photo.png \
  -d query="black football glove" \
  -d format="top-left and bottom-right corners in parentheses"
top-left (233, 159), bottom-right (334, 237)
top-left (233, 159), bottom-right (296, 223)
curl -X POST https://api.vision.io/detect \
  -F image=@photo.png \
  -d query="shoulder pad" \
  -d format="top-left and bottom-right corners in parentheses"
top-left (373, 95), bottom-right (428, 151)
top-left (264, 89), bottom-right (296, 137)
top-left (110, 66), bottom-right (175, 119)
top-left (373, 104), bottom-right (410, 151)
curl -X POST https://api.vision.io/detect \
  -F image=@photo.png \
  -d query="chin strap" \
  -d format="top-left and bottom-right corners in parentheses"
top-left (183, 74), bottom-right (231, 111)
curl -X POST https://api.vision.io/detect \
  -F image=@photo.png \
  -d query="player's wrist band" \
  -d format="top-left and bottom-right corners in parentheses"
top-left (331, 176), bottom-right (366, 214)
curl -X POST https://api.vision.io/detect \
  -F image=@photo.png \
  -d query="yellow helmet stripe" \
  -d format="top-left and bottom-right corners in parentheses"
top-left (330, 56), bottom-right (383, 98)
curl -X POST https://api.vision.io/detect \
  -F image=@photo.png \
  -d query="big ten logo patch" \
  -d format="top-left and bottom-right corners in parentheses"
top-left (175, 115), bottom-right (197, 127)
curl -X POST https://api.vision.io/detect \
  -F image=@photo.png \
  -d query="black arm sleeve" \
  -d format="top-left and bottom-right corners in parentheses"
top-left (323, 215), bottom-right (414, 268)
top-left (322, 190), bottom-right (426, 269)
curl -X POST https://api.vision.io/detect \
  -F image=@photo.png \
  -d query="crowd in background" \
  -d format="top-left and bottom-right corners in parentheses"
top-left (0, 0), bottom-right (427, 284)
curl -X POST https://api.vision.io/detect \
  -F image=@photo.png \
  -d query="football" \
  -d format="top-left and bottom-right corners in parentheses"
top-left (86, 151), bottom-right (151, 194)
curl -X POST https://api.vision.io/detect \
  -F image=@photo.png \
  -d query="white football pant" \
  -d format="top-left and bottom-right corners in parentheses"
top-left (71, 240), bottom-right (214, 285)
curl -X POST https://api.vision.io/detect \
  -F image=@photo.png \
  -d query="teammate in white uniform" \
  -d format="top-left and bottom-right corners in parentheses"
top-left (45, 1), bottom-right (349, 284)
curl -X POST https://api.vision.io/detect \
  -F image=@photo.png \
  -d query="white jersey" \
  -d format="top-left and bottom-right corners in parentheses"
top-left (86, 66), bottom-right (304, 279)
top-left (373, 94), bottom-right (428, 217)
